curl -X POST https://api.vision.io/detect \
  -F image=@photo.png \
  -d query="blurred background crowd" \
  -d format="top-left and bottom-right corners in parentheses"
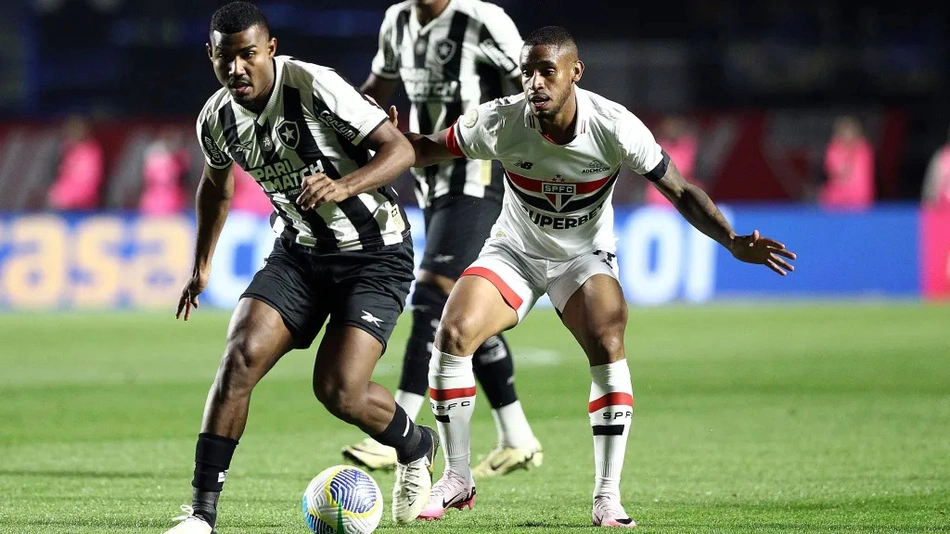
top-left (1, 0), bottom-right (948, 214)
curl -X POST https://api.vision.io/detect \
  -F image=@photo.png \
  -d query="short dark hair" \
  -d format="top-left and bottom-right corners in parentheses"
top-left (210, 1), bottom-right (270, 36)
top-left (523, 26), bottom-right (577, 51)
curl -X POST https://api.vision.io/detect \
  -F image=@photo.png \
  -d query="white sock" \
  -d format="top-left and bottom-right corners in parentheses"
top-left (394, 390), bottom-right (426, 422)
top-left (492, 401), bottom-right (535, 448)
top-left (589, 360), bottom-right (634, 501)
top-left (428, 350), bottom-right (476, 481)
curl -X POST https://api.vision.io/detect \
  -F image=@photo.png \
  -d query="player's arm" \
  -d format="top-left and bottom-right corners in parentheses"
top-left (297, 120), bottom-right (414, 210)
top-left (177, 162), bottom-right (234, 320)
top-left (651, 162), bottom-right (796, 275)
top-left (405, 127), bottom-right (463, 168)
top-left (360, 74), bottom-right (399, 107)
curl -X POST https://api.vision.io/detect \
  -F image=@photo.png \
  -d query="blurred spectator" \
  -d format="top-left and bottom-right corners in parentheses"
top-left (47, 116), bottom-right (104, 210)
top-left (819, 116), bottom-right (874, 209)
top-left (230, 166), bottom-right (273, 215)
top-left (645, 115), bottom-right (698, 206)
top-left (139, 126), bottom-right (190, 214)
top-left (921, 126), bottom-right (950, 209)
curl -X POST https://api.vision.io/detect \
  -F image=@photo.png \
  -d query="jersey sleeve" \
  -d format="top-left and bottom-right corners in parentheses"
top-left (195, 111), bottom-right (232, 170)
top-left (475, 7), bottom-right (522, 78)
top-left (450, 103), bottom-right (500, 161)
top-left (311, 69), bottom-right (390, 146)
top-left (369, 8), bottom-right (401, 80)
top-left (616, 110), bottom-right (667, 181)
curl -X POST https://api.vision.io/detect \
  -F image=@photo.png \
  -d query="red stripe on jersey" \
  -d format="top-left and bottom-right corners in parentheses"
top-left (506, 170), bottom-right (615, 194)
top-left (461, 266), bottom-right (524, 310)
top-left (588, 392), bottom-right (634, 413)
top-left (445, 122), bottom-right (465, 157)
top-left (429, 386), bottom-right (477, 401)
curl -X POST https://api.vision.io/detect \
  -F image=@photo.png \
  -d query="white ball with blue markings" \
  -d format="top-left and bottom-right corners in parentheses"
top-left (302, 465), bottom-right (383, 534)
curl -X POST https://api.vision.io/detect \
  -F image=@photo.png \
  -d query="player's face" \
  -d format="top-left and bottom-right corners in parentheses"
top-left (520, 44), bottom-right (583, 120)
top-left (207, 24), bottom-right (277, 106)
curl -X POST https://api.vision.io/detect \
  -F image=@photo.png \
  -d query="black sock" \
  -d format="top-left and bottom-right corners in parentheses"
top-left (191, 432), bottom-right (238, 527)
top-left (473, 334), bottom-right (518, 409)
top-left (372, 403), bottom-right (432, 463)
top-left (397, 282), bottom-right (448, 396)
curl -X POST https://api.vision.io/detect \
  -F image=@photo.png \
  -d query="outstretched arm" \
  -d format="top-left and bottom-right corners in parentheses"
top-left (652, 161), bottom-right (797, 275)
top-left (405, 128), bottom-right (463, 168)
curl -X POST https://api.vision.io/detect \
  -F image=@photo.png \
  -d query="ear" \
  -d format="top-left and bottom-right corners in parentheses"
top-left (268, 37), bottom-right (277, 58)
top-left (572, 60), bottom-right (585, 84)
top-left (206, 43), bottom-right (213, 61)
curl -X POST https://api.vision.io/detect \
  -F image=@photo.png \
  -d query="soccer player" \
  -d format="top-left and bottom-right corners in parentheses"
top-left (402, 26), bottom-right (797, 524)
top-left (163, 3), bottom-right (439, 532)
top-left (341, 0), bottom-right (543, 478)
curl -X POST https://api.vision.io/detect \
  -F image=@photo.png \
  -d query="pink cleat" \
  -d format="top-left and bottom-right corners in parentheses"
top-left (592, 497), bottom-right (637, 528)
top-left (417, 471), bottom-right (476, 520)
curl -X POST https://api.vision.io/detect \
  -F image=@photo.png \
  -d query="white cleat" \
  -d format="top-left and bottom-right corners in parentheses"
top-left (391, 426), bottom-right (440, 523)
top-left (162, 505), bottom-right (213, 534)
top-left (341, 437), bottom-right (397, 471)
top-left (472, 438), bottom-right (543, 478)
top-left (418, 470), bottom-right (476, 520)
top-left (592, 497), bottom-right (637, 528)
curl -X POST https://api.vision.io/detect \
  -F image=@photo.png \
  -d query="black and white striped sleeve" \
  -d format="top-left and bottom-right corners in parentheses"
top-left (195, 109), bottom-right (231, 170)
top-left (370, 6), bottom-right (402, 80)
top-left (311, 69), bottom-right (390, 146)
top-left (475, 5), bottom-right (522, 78)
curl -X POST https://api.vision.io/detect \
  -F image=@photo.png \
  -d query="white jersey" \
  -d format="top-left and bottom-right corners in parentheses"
top-left (446, 87), bottom-right (667, 260)
top-left (370, 0), bottom-right (522, 208)
top-left (197, 55), bottom-right (407, 252)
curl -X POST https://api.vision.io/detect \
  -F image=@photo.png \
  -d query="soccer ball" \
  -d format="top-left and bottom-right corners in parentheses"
top-left (302, 465), bottom-right (383, 534)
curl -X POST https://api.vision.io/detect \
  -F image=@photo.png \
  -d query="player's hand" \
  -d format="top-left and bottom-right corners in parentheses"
top-left (176, 270), bottom-right (209, 321)
top-left (728, 230), bottom-right (797, 276)
top-left (296, 172), bottom-right (351, 210)
top-left (386, 105), bottom-right (398, 128)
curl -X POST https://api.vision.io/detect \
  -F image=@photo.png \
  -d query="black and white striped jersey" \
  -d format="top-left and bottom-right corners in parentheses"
top-left (371, 0), bottom-right (522, 209)
top-left (197, 55), bottom-right (408, 252)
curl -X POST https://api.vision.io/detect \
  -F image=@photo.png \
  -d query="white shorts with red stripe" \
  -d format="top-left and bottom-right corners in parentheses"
top-left (460, 236), bottom-right (620, 322)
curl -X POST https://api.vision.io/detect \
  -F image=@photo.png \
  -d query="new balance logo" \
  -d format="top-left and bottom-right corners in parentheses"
top-left (360, 310), bottom-right (383, 327)
top-left (514, 160), bottom-right (533, 170)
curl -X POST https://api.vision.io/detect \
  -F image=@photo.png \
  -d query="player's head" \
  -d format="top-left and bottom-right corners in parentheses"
top-left (520, 26), bottom-right (583, 120)
top-left (207, 2), bottom-right (277, 107)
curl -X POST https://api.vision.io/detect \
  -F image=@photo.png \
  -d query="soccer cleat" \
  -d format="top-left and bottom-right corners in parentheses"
top-left (418, 470), bottom-right (476, 520)
top-left (472, 438), bottom-right (544, 478)
top-left (341, 437), bottom-right (397, 471)
top-left (592, 497), bottom-right (637, 528)
top-left (391, 426), bottom-right (440, 523)
top-left (162, 505), bottom-right (213, 534)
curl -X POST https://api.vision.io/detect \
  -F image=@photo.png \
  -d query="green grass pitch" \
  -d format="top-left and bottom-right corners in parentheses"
top-left (1, 302), bottom-right (949, 533)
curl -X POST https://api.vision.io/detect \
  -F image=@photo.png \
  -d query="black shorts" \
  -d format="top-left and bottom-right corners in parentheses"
top-left (242, 237), bottom-right (415, 351)
top-left (420, 195), bottom-right (502, 280)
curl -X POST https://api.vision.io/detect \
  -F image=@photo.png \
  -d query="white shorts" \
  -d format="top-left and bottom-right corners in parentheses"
top-left (460, 237), bottom-right (620, 323)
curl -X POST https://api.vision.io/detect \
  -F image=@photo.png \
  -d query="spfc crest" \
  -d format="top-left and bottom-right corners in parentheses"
top-left (542, 182), bottom-right (576, 211)
top-left (275, 120), bottom-right (299, 150)
top-left (434, 38), bottom-right (457, 65)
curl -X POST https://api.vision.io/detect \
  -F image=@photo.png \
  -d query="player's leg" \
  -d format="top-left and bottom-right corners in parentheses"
top-left (549, 251), bottom-right (636, 528)
top-left (313, 239), bottom-right (439, 523)
top-left (165, 239), bottom-right (322, 534)
top-left (421, 241), bottom-right (540, 519)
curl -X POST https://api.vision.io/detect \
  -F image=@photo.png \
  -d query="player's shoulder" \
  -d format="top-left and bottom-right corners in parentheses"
top-left (197, 86), bottom-right (231, 125)
top-left (578, 87), bottom-right (635, 124)
top-left (475, 93), bottom-right (525, 125)
top-left (379, 1), bottom-right (411, 29)
top-left (279, 55), bottom-right (349, 90)
top-left (453, 0), bottom-right (513, 23)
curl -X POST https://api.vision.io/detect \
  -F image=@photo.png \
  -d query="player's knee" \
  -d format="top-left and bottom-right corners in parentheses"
top-left (434, 313), bottom-right (480, 355)
top-left (591, 330), bottom-right (626, 363)
top-left (217, 334), bottom-right (267, 394)
top-left (312, 377), bottom-right (363, 423)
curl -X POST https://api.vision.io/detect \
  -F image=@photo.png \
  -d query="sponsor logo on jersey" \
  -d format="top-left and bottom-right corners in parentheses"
top-left (582, 160), bottom-right (611, 174)
top-left (479, 38), bottom-right (518, 73)
top-left (276, 120), bottom-right (299, 150)
top-left (520, 199), bottom-right (607, 230)
top-left (402, 69), bottom-right (460, 102)
top-left (434, 38), bottom-right (458, 65)
top-left (203, 136), bottom-right (228, 166)
top-left (247, 159), bottom-right (325, 194)
top-left (542, 181), bottom-right (576, 211)
top-left (317, 110), bottom-right (359, 142)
